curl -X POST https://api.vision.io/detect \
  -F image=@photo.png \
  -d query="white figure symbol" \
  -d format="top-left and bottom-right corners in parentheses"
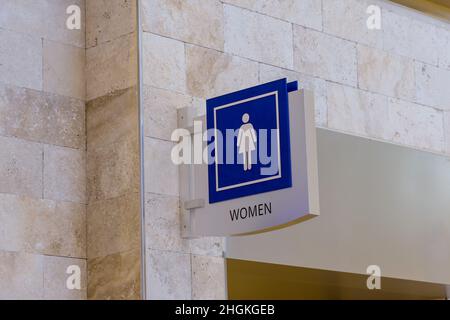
top-left (237, 113), bottom-right (257, 171)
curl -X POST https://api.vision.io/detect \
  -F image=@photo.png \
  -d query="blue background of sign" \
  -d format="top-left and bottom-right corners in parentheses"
top-left (215, 94), bottom-right (278, 189)
top-left (206, 79), bottom-right (294, 204)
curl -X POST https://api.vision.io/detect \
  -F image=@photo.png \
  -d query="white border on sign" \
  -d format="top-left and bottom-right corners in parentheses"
top-left (213, 91), bottom-right (282, 192)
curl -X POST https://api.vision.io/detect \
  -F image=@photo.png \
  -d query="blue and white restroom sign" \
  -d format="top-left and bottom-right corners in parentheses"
top-left (181, 78), bottom-right (320, 237)
top-left (206, 79), bottom-right (296, 204)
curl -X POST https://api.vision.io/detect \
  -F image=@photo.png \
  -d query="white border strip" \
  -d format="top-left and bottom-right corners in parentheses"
top-left (213, 91), bottom-right (282, 192)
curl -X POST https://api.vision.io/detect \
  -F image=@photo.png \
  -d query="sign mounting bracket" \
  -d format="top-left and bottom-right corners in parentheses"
top-left (177, 106), bottom-right (206, 238)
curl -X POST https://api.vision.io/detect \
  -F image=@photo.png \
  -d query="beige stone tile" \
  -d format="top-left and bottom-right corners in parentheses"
top-left (144, 138), bottom-right (179, 196)
top-left (44, 0), bottom-right (85, 48)
top-left (293, 25), bottom-right (357, 87)
top-left (43, 40), bottom-right (85, 100)
top-left (86, 0), bottom-right (136, 48)
top-left (0, 251), bottom-right (43, 300)
top-left (0, 193), bottom-right (86, 258)
top-left (191, 255), bottom-right (226, 300)
top-left (0, 29), bottom-right (42, 90)
top-left (86, 32), bottom-right (137, 101)
top-left (323, 0), bottom-right (383, 48)
top-left (383, 9), bottom-right (442, 66)
top-left (386, 98), bottom-right (444, 152)
top-left (415, 62), bottom-right (450, 111)
top-left (146, 249), bottom-right (191, 299)
top-left (259, 64), bottom-right (328, 127)
top-left (86, 87), bottom-right (139, 201)
top-left (445, 112), bottom-right (450, 155)
top-left (143, 86), bottom-right (194, 141)
top-left (190, 237), bottom-right (224, 257)
top-left (0, 0), bottom-right (85, 48)
top-left (186, 44), bottom-right (259, 98)
top-left (0, 84), bottom-right (85, 149)
top-left (357, 45), bottom-right (415, 102)
top-left (145, 193), bottom-right (189, 253)
top-left (224, 4), bottom-right (293, 69)
top-left (143, 33), bottom-right (186, 93)
top-left (437, 27), bottom-right (450, 71)
top-left (0, 0), bottom-right (46, 37)
top-left (44, 145), bottom-right (86, 204)
top-left (87, 135), bottom-right (140, 202)
top-left (43, 256), bottom-right (87, 300)
top-left (327, 82), bottom-right (389, 139)
top-left (88, 193), bottom-right (140, 259)
top-left (142, 0), bottom-right (223, 51)
top-left (86, 87), bottom-right (138, 151)
top-left (223, 0), bottom-right (322, 30)
top-left (0, 136), bottom-right (42, 198)
top-left (88, 249), bottom-right (141, 300)
top-left (327, 82), bottom-right (445, 152)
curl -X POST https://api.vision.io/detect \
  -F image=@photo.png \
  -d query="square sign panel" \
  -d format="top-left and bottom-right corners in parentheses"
top-left (206, 79), bottom-right (293, 203)
top-left (184, 88), bottom-right (319, 237)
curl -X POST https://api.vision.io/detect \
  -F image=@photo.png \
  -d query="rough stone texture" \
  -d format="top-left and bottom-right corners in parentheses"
top-left (357, 45), bottom-right (415, 102)
top-left (144, 138), bottom-right (179, 196)
top-left (44, 145), bottom-right (86, 204)
top-left (222, 0), bottom-right (322, 30)
top-left (43, 40), bottom-right (86, 100)
top-left (43, 256), bottom-right (87, 300)
top-left (0, 29), bottom-right (42, 90)
top-left (190, 237), bottom-right (225, 258)
top-left (145, 193), bottom-right (189, 253)
top-left (143, 33), bottom-right (186, 93)
top-left (327, 82), bottom-right (445, 153)
top-left (87, 193), bottom-right (140, 259)
top-left (323, 0), bottom-right (383, 48)
top-left (259, 63), bottom-right (328, 127)
top-left (386, 98), bottom-right (444, 152)
top-left (86, 32), bottom-right (137, 100)
top-left (87, 134), bottom-right (140, 202)
top-left (445, 112), bottom-right (450, 155)
top-left (0, 0), bottom-right (46, 38)
top-left (143, 86), bottom-right (194, 141)
top-left (86, 0), bottom-right (136, 48)
top-left (438, 27), bottom-right (450, 70)
top-left (86, 89), bottom-right (139, 202)
top-left (88, 249), bottom-right (141, 300)
top-left (146, 249), bottom-right (191, 299)
top-left (0, 193), bottom-right (86, 257)
top-left (0, 251), bottom-right (43, 300)
top-left (142, 0), bottom-right (224, 51)
top-left (0, 0), bottom-right (87, 301)
top-left (44, 0), bottom-right (85, 48)
top-left (86, 87), bottom-right (138, 151)
top-left (191, 255), bottom-right (226, 300)
top-left (415, 62), bottom-right (450, 111)
top-left (224, 4), bottom-right (293, 69)
top-left (0, 251), bottom-right (87, 300)
top-left (0, 84), bottom-right (85, 149)
top-left (186, 44), bottom-right (259, 98)
top-left (383, 9), bottom-right (442, 66)
top-left (327, 82), bottom-right (389, 139)
top-left (293, 25), bottom-right (357, 87)
top-left (85, 1), bottom-right (140, 300)
top-left (0, 0), bottom-right (85, 48)
top-left (0, 136), bottom-right (42, 198)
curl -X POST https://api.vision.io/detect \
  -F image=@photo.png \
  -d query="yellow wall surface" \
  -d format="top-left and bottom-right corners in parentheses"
top-left (391, 0), bottom-right (450, 21)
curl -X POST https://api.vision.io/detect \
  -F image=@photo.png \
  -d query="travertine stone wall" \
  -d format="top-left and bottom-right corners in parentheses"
top-left (85, 0), bottom-right (141, 300)
top-left (0, 0), bottom-right (448, 300)
top-left (141, 0), bottom-right (450, 299)
top-left (0, 0), bottom-right (87, 299)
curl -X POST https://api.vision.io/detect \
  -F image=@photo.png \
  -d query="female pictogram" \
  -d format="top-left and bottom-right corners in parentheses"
top-left (237, 113), bottom-right (257, 171)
